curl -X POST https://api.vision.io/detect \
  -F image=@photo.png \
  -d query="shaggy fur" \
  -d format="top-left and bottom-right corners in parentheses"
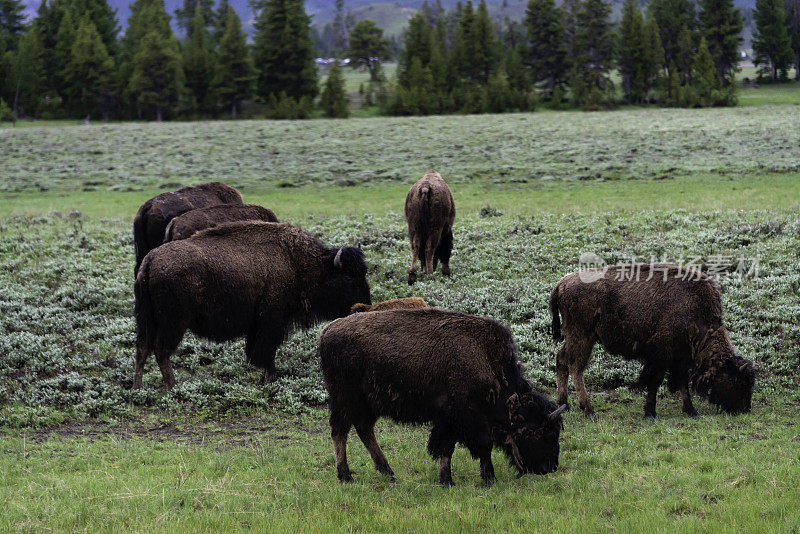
top-left (349, 297), bottom-right (427, 314)
top-left (550, 264), bottom-right (755, 419)
top-left (133, 221), bottom-right (371, 389)
top-left (404, 171), bottom-right (455, 284)
top-left (164, 204), bottom-right (278, 242)
top-left (319, 308), bottom-right (565, 486)
top-left (133, 182), bottom-right (243, 276)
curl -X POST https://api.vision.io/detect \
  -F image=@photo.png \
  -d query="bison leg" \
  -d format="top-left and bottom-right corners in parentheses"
top-left (428, 423), bottom-right (457, 486)
top-left (408, 236), bottom-right (420, 285)
top-left (132, 342), bottom-right (150, 390)
top-left (246, 329), bottom-right (283, 383)
top-left (153, 330), bottom-right (183, 390)
top-left (438, 228), bottom-right (453, 276)
top-left (424, 229), bottom-right (443, 275)
top-left (643, 369), bottom-right (667, 421)
top-left (680, 383), bottom-right (699, 418)
top-left (355, 420), bottom-right (395, 481)
top-left (478, 452), bottom-right (496, 487)
top-left (555, 345), bottom-right (570, 410)
top-left (565, 338), bottom-right (596, 419)
top-left (330, 408), bottom-right (353, 483)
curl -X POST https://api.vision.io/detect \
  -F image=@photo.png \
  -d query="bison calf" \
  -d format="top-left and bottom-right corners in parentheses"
top-left (320, 308), bottom-right (565, 486)
top-left (164, 204), bottom-right (278, 242)
top-left (405, 171), bottom-right (455, 284)
top-left (133, 222), bottom-right (371, 389)
top-left (550, 264), bottom-right (755, 420)
top-left (133, 182), bottom-right (243, 276)
top-left (349, 296), bottom-right (427, 314)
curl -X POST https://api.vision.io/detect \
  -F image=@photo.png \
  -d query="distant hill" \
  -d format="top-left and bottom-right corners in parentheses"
top-left (21, 0), bottom-right (755, 46)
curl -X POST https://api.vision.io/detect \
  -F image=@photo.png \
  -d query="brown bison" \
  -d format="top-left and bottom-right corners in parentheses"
top-left (550, 264), bottom-right (755, 420)
top-left (319, 308), bottom-right (566, 486)
top-left (133, 221), bottom-right (371, 389)
top-left (133, 182), bottom-right (243, 276)
top-left (405, 171), bottom-right (455, 284)
top-left (164, 204), bottom-right (278, 242)
top-left (349, 296), bottom-right (427, 314)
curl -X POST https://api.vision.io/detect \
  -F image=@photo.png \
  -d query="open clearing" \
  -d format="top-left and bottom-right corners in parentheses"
top-left (1, 106), bottom-right (800, 531)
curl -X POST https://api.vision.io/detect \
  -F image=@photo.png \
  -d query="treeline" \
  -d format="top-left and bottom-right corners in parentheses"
top-left (0, 0), bottom-right (323, 121)
top-left (385, 0), bottom-right (797, 115)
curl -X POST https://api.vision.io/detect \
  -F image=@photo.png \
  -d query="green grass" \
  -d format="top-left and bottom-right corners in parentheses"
top-left (2, 402), bottom-right (799, 532)
top-left (2, 110), bottom-right (800, 530)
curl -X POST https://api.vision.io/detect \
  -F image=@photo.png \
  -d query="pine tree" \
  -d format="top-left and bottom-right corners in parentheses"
top-left (753, 0), bottom-right (794, 80)
top-left (571, 0), bottom-right (615, 108)
top-left (31, 0), bottom-right (67, 99)
top-left (648, 0), bottom-right (697, 69)
top-left (320, 60), bottom-right (348, 118)
top-left (69, 0), bottom-right (119, 56)
top-left (675, 25), bottom-right (694, 84)
top-left (214, 7), bottom-right (255, 118)
top-left (645, 17), bottom-right (667, 101)
top-left (8, 29), bottom-right (45, 119)
top-left (451, 0), bottom-right (475, 83)
top-left (211, 0), bottom-right (231, 44)
top-left (523, 0), bottom-right (567, 94)
top-left (128, 29), bottom-right (183, 121)
top-left (119, 0), bottom-right (173, 115)
top-left (54, 7), bottom-right (78, 105)
top-left (691, 37), bottom-right (719, 106)
top-left (182, 5), bottom-right (215, 113)
top-left (331, 0), bottom-right (347, 56)
top-left (1, 0), bottom-right (26, 52)
top-left (399, 11), bottom-right (432, 87)
top-left (347, 19), bottom-right (391, 82)
top-left (470, 0), bottom-right (497, 84)
top-left (63, 17), bottom-right (115, 119)
top-left (617, 0), bottom-right (648, 103)
top-left (787, 0), bottom-right (800, 79)
top-left (175, 0), bottom-right (213, 35)
top-left (698, 0), bottom-right (743, 83)
top-left (252, 0), bottom-right (318, 102)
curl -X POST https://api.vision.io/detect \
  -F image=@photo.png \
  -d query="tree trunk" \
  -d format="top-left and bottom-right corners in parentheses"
top-left (231, 102), bottom-right (237, 119)
top-left (156, 106), bottom-right (163, 122)
top-left (12, 75), bottom-right (21, 127)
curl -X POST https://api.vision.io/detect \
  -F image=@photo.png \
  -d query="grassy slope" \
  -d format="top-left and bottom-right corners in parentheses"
top-left (2, 110), bottom-right (800, 531)
top-left (2, 403), bottom-right (799, 532)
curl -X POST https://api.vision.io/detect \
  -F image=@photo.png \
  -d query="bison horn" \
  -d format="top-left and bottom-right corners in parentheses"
top-left (548, 404), bottom-right (567, 420)
top-left (334, 248), bottom-right (343, 269)
top-left (739, 362), bottom-right (750, 373)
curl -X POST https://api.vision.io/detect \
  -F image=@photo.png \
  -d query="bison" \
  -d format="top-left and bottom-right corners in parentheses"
top-left (405, 171), bottom-right (455, 284)
top-left (133, 221), bottom-right (371, 389)
top-left (550, 264), bottom-right (755, 420)
top-left (349, 296), bottom-right (427, 314)
top-left (319, 308), bottom-right (566, 486)
top-left (133, 182), bottom-right (243, 276)
top-left (163, 204), bottom-right (279, 242)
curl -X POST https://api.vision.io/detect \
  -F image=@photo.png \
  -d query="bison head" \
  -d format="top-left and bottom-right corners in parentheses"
top-left (502, 392), bottom-right (566, 476)
top-left (693, 327), bottom-right (755, 414)
top-left (320, 247), bottom-right (371, 318)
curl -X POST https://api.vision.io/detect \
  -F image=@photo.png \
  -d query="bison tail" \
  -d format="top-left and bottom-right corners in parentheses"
top-left (550, 285), bottom-right (562, 341)
top-left (417, 185), bottom-right (431, 266)
top-left (133, 199), bottom-right (152, 277)
top-left (163, 218), bottom-right (176, 243)
top-left (134, 254), bottom-right (156, 358)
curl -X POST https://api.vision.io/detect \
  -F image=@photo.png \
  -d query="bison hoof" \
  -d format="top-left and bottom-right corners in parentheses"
top-left (263, 371), bottom-right (277, 384)
top-left (644, 414), bottom-right (657, 422)
top-left (338, 470), bottom-right (354, 483)
top-left (442, 266), bottom-right (451, 276)
top-left (686, 411), bottom-right (700, 419)
top-left (439, 477), bottom-right (455, 487)
top-left (407, 271), bottom-right (417, 285)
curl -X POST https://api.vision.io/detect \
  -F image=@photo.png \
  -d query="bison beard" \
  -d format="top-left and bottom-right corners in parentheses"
top-left (405, 171), bottom-right (455, 284)
top-left (550, 264), bottom-right (755, 420)
top-left (133, 221), bottom-right (371, 389)
top-left (133, 182), bottom-right (243, 276)
top-left (163, 203), bottom-right (278, 242)
top-left (319, 308), bottom-right (565, 486)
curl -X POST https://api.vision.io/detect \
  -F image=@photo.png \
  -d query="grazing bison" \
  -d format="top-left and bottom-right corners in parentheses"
top-left (164, 204), bottom-right (278, 242)
top-left (550, 264), bottom-right (755, 420)
top-left (405, 171), bottom-right (455, 284)
top-left (133, 182), bottom-right (243, 276)
top-left (319, 308), bottom-right (566, 486)
top-left (349, 296), bottom-right (427, 314)
top-left (133, 221), bottom-right (371, 389)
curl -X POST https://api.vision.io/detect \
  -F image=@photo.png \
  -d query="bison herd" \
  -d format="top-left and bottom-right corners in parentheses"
top-left (131, 176), bottom-right (756, 486)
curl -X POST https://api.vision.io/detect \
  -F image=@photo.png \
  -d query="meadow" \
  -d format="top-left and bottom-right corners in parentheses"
top-left (1, 107), bottom-right (800, 531)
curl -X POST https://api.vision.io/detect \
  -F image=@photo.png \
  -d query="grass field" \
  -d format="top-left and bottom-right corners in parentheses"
top-left (1, 107), bottom-right (800, 531)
